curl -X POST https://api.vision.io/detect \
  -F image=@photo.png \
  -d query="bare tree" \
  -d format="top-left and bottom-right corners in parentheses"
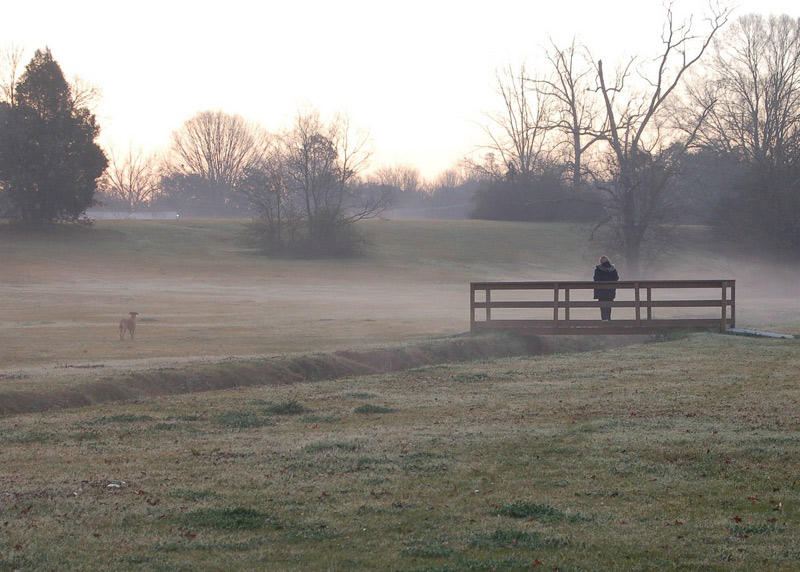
top-left (433, 165), bottom-right (472, 190)
top-left (246, 108), bottom-right (390, 256)
top-left (166, 110), bottom-right (270, 214)
top-left (537, 38), bottom-right (602, 190)
top-left (240, 142), bottom-right (296, 250)
top-left (591, 2), bottom-right (731, 275)
top-left (698, 13), bottom-right (800, 250)
top-left (100, 147), bottom-right (161, 213)
top-left (703, 14), bottom-right (800, 168)
top-left (69, 75), bottom-right (101, 111)
top-left (0, 44), bottom-right (24, 106)
top-left (373, 164), bottom-right (424, 195)
top-left (475, 64), bottom-right (555, 179)
top-left (2, 46), bottom-right (101, 112)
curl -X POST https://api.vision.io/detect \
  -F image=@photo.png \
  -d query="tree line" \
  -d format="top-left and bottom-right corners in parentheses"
top-left (1, 6), bottom-right (799, 265)
top-left (470, 6), bottom-right (800, 273)
top-left (0, 48), bottom-right (392, 256)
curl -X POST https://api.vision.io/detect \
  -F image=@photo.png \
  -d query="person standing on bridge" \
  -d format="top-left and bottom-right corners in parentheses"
top-left (593, 255), bottom-right (619, 320)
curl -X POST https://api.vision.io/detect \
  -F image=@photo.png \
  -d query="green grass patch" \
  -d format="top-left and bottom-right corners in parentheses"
top-left (168, 489), bottom-right (223, 502)
top-left (495, 501), bottom-right (570, 522)
top-left (87, 414), bottom-right (155, 425)
top-left (354, 403), bottom-right (394, 414)
top-left (728, 523), bottom-right (784, 536)
top-left (303, 440), bottom-right (363, 453)
top-left (2, 430), bottom-right (56, 444)
top-left (469, 529), bottom-right (566, 549)
top-left (212, 411), bottom-right (274, 429)
top-left (451, 372), bottom-right (491, 382)
top-left (178, 507), bottom-right (277, 531)
top-left (404, 538), bottom-right (456, 558)
top-left (261, 399), bottom-right (311, 415)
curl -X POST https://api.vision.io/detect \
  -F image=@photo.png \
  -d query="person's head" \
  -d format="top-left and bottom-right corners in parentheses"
top-left (599, 255), bottom-right (610, 265)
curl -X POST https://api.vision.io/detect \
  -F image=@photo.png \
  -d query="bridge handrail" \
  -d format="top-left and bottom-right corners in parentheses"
top-left (470, 279), bottom-right (735, 335)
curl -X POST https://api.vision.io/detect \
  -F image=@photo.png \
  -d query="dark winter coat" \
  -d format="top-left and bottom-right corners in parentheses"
top-left (593, 261), bottom-right (619, 300)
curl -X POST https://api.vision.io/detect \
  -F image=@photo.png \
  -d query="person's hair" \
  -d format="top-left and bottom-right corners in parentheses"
top-left (599, 255), bottom-right (610, 264)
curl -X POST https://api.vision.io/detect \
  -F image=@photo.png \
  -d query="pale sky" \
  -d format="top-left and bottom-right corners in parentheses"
top-left (2, 0), bottom-right (798, 178)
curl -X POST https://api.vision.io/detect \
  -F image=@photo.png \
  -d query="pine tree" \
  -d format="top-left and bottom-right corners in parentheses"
top-left (0, 48), bottom-right (107, 226)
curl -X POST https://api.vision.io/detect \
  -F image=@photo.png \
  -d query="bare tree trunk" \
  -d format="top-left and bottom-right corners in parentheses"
top-left (591, 4), bottom-right (731, 273)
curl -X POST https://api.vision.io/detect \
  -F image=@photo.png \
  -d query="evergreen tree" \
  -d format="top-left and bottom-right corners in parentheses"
top-left (0, 48), bottom-right (107, 226)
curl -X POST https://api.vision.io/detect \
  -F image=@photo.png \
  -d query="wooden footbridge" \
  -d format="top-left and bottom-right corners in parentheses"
top-left (470, 280), bottom-right (735, 335)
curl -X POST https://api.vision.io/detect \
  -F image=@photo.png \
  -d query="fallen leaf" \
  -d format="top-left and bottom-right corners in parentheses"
top-left (732, 516), bottom-right (743, 523)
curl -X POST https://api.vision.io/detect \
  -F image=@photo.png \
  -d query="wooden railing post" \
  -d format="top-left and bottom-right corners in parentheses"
top-left (486, 287), bottom-right (492, 323)
top-left (634, 282), bottom-right (641, 326)
top-left (721, 281), bottom-right (728, 333)
top-left (730, 281), bottom-right (736, 328)
top-left (553, 283), bottom-right (560, 328)
top-left (564, 286), bottom-right (570, 322)
top-left (470, 283), bottom-right (476, 333)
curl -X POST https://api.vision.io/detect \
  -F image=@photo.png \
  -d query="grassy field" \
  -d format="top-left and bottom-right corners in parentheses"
top-left (1, 219), bottom-right (799, 570)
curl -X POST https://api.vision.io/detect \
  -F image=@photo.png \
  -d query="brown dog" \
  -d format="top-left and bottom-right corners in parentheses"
top-left (119, 312), bottom-right (139, 340)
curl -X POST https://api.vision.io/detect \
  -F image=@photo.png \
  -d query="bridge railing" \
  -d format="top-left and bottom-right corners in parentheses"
top-left (470, 280), bottom-right (735, 335)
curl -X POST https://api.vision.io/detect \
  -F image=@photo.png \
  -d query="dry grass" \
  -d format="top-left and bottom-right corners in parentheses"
top-left (1, 332), bottom-right (798, 570)
top-left (1, 219), bottom-right (799, 570)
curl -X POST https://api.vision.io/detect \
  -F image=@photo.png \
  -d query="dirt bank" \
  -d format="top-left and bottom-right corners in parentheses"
top-left (0, 333), bottom-right (642, 415)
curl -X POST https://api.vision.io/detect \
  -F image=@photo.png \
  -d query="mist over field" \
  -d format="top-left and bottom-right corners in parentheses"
top-left (1, 219), bottom-right (798, 385)
top-left (1, 219), bottom-right (800, 571)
